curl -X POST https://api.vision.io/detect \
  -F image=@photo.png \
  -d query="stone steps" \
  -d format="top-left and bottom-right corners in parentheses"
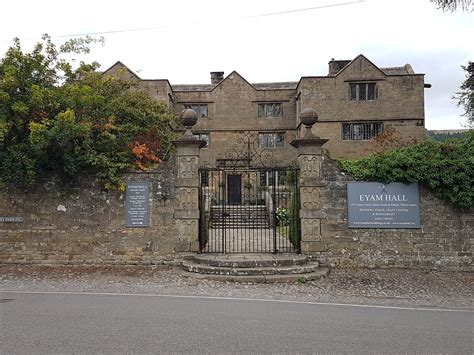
top-left (210, 205), bottom-right (268, 209)
top-left (210, 212), bottom-right (269, 217)
top-left (209, 223), bottom-right (271, 229)
top-left (180, 254), bottom-right (329, 283)
top-left (181, 269), bottom-right (329, 283)
top-left (210, 205), bottom-right (271, 228)
top-left (192, 254), bottom-right (308, 268)
top-left (182, 260), bottom-right (320, 276)
top-left (210, 210), bottom-right (269, 217)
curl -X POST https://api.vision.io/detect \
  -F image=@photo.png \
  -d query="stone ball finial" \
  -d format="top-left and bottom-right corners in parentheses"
top-left (300, 108), bottom-right (318, 128)
top-left (180, 108), bottom-right (198, 128)
top-left (300, 108), bottom-right (319, 139)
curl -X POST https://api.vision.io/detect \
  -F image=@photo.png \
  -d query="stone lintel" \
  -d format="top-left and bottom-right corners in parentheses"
top-left (174, 210), bottom-right (199, 219)
top-left (175, 178), bottom-right (200, 188)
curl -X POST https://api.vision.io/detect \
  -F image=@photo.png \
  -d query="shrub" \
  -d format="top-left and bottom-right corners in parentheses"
top-left (276, 207), bottom-right (289, 226)
top-left (0, 36), bottom-right (178, 189)
top-left (339, 131), bottom-right (474, 209)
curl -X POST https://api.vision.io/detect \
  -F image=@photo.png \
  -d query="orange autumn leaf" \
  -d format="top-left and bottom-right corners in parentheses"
top-left (130, 141), bottom-right (161, 171)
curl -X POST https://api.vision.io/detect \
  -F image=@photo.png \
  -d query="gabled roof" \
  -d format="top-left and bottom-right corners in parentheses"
top-left (380, 64), bottom-right (415, 75)
top-left (334, 54), bottom-right (387, 77)
top-left (171, 71), bottom-right (297, 92)
top-left (172, 81), bottom-right (298, 92)
top-left (330, 55), bottom-right (418, 77)
top-left (102, 62), bottom-right (172, 88)
top-left (102, 61), bottom-right (141, 80)
top-left (104, 56), bottom-right (420, 95)
top-left (171, 84), bottom-right (214, 91)
top-left (211, 70), bottom-right (256, 92)
top-left (253, 82), bottom-right (298, 90)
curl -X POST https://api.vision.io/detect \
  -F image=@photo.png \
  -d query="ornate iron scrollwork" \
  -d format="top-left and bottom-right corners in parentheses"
top-left (217, 131), bottom-right (276, 168)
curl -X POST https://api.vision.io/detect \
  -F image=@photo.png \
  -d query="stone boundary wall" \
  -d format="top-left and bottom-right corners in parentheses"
top-left (0, 162), bottom-right (186, 265)
top-left (311, 156), bottom-right (473, 271)
top-left (0, 156), bottom-right (472, 271)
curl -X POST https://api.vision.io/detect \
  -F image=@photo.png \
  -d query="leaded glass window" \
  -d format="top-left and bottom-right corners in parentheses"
top-left (348, 83), bottom-right (378, 101)
top-left (342, 122), bottom-right (383, 140)
top-left (193, 133), bottom-right (209, 148)
top-left (258, 103), bottom-right (283, 117)
top-left (184, 104), bottom-right (208, 118)
top-left (258, 132), bottom-right (285, 148)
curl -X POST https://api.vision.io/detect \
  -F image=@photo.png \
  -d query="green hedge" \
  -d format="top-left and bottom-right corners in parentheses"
top-left (339, 131), bottom-right (474, 209)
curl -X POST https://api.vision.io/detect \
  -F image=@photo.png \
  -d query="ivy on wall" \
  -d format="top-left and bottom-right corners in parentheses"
top-left (339, 131), bottom-right (474, 209)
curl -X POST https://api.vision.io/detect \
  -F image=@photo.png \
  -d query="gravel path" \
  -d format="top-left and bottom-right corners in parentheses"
top-left (1, 265), bottom-right (472, 310)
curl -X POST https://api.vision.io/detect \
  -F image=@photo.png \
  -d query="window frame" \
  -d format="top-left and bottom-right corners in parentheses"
top-left (342, 122), bottom-right (384, 141)
top-left (348, 83), bottom-right (378, 101)
top-left (183, 104), bottom-right (209, 118)
top-left (258, 132), bottom-right (285, 148)
top-left (193, 133), bottom-right (209, 148)
top-left (257, 103), bottom-right (283, 118)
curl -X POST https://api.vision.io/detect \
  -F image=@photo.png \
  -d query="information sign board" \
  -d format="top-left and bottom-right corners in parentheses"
top-left (125, 182), bottom-right (150, 227)
top-left (347, 182), bottom-right (421, 228)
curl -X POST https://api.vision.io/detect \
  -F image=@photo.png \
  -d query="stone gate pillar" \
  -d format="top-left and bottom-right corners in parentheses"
top-left (172, 109), bottom-right (206, 252)
top-left (290, 108), bottom-right (328, 254)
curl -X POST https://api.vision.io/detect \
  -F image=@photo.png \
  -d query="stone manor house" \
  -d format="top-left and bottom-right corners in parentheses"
top-left (103, 54), bottom-right (427, 165)
top-left (101, 54), bottom-right (431, 257)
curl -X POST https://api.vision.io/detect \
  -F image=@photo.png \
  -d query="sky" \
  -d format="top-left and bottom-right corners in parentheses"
top-left (0, 0), bottom-right (472, 129)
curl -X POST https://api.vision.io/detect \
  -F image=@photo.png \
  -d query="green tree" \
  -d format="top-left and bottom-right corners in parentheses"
top-left (430, 1), bottom-right (472, 125)
top-left (0, 35), bottom-right (178, 189)
top-left (454, 62), bottom-right (474, 126)
top-left (431, 0), bottom-right (473, 11)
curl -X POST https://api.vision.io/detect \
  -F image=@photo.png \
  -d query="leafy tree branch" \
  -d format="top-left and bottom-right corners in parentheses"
top-left (431, 0), bottom-right (473, 11)
top-left (0, 36), bottom-right (178, 190)
top-left (454, 62), bottom-right (474, 126)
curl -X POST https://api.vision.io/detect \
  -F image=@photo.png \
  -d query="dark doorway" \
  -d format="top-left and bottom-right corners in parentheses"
top-left (227, 175), bottom-right (242, 205)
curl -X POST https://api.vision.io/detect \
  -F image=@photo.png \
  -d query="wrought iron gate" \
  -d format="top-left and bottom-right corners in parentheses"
top-left (198, 167), bottom-right (300, 253)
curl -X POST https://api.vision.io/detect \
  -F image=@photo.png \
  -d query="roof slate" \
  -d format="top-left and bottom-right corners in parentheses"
top-left (172, 84), bottom-right (214, 91)
top-left (380, 67), bottom-right (410, 75)
top-left (172, 81), bottom-right (299, 91)
top-left (105, 57), bottom-right (417, 93)
top-left (253, 82), bottom-right (298, 90)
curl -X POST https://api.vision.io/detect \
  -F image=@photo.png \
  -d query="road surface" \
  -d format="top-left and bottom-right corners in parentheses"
top-left (1, 291), bottom-right (472, 354)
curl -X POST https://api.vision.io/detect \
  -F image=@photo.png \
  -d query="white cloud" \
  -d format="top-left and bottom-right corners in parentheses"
top-left (1, 0), bottom-right (472, 129)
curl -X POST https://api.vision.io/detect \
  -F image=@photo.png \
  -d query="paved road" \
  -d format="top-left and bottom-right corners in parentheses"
top-left (1, 291), bottom-right (472, 354)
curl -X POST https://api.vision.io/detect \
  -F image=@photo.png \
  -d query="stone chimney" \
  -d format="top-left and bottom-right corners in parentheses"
top-left (210, 71), bottom-right (224, 84)
top-left (328, 59), bottom-right (351, 76)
